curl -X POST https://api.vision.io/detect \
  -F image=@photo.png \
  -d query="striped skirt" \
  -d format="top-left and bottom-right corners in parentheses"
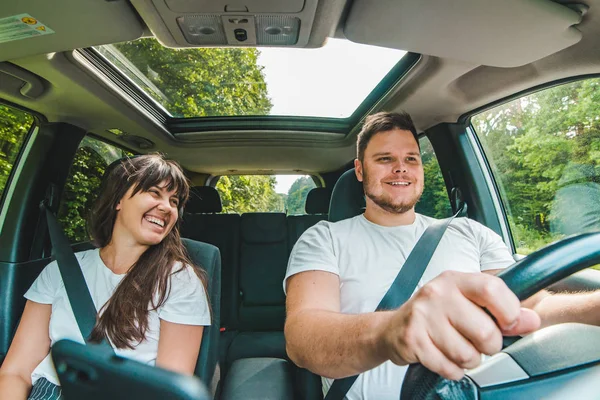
top-left (28, 378), bottom-right (62, 400)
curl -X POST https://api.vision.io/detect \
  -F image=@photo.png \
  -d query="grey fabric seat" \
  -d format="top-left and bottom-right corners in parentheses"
top-left (182, 238), bottom-right (221, 388)
top-left (181, 186), bottom-right (241, 332)
top-left (220, 358), bottom-right (294, 400)
top-left (225, 212), bottom-right (289, 369)
top-left (181, 185), bottom-right (338, 398)
top-left (287, 187), bottom-right (332, 249)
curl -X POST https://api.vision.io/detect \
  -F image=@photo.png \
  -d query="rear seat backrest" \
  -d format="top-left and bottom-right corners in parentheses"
top-left (287, 187), bottom-right (332, 250)
top-left (180, 186), bottom-right (241, 330)
top-left (239, 213), bottom-right (288, 331)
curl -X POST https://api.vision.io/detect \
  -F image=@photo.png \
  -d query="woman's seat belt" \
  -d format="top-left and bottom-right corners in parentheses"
top-left (42, 202), bottom-right (112, 351)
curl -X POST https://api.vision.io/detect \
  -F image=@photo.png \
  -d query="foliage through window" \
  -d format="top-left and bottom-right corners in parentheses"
top-left (215, 175), bottom-right (316, 214)
top-left (285, 176), bottom-right (317, 215)
top-left (472, 78), bottom-right (600, 255)
top-left (0, 104), bottom-right (34, 203)
top-left (58, 136), bottom-right (132, 243)
top-left (0, 104), bottom-right (33, 203)
top-left (416, 136), bottom-right (452, 219)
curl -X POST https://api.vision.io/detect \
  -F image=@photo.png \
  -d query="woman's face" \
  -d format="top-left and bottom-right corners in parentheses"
top-left (113, 180), bottom-right (180, 246)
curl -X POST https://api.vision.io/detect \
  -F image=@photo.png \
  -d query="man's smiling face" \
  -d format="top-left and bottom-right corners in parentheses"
top-left (356, 128), bottom-right (424, 215)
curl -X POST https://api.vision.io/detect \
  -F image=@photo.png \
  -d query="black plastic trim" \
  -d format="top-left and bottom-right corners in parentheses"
top-left (480, 361), bottom-right (600, 400)
top-left (503, 323), bottom-right (600, 378)
top-left (425, 123), bottom-right (507, 240)
top-left (169, 116), bottom-right (352, 134)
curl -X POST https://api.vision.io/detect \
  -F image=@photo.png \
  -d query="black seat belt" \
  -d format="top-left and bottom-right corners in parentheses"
top-left (324, 207), bottom-right (463, 400)
top-left (42, 202), bottom-right (112, 351)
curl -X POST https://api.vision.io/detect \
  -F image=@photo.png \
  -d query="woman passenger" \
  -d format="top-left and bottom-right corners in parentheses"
top-left (0, 154), bottom-right (211, 400)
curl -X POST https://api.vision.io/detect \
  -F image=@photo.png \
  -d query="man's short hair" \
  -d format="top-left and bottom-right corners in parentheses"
top-left (356, 111), bottom-right (419, 161)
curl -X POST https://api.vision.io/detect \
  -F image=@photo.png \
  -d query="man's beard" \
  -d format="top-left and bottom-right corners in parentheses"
top-left (363, 168), bottom-right (422, 214)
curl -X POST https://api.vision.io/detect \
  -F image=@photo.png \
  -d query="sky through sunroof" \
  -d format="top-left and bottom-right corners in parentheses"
top-left (95, 38), bottom-right (406, 119)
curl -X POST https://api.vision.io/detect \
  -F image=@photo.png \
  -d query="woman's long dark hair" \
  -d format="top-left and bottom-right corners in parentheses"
top-left (88, 154), bottom-right (209, 349)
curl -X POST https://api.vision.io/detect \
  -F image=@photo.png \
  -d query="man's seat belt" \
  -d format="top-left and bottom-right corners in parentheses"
top-left (324, 208), bottom-right (463, 400)
top-left (42, 202), bottom-right (112, 351)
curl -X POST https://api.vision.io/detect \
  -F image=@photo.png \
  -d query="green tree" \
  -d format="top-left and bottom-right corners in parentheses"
top-left (58, 137), bottom-right (132, 243)
top-left (0, 105), bottom-right (33, 197)
top-left (416, 138), bottom-right (452, 219)
top-left (105, 38), bottom-right (273, 117)
top-left (55, 39), bottom-right (274, 240)
top-left (473, 78), bottom-right (600, 254)
top-left (286, 177), bottom-right (316, 215)
top-left (216, 175), bottom-right (284, 213)
top-left (104, 38), bottom-right (276, 215)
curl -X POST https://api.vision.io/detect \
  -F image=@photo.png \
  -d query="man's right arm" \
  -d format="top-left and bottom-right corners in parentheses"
top-left (285, 270), bottom-right (394, 379)
top-left (285, 269), bottom-right (543, 381)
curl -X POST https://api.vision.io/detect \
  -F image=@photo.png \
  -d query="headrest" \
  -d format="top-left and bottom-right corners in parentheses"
top-left (329, 169), bottom-right (365, 222)
top-left (185, 186), bottom-right (222, 214)
top-left (305, 188), bottom-right (332, 214)
top-left (241, 213), bottom-right (287, 244)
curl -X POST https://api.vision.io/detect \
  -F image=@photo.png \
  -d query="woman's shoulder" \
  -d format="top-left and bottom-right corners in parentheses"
top-left (44, 248), bottom-right (99, 273)
top-left (75, 248), bottom-right (99, 261)
top-left (169, 262), bottom-right (204, 286)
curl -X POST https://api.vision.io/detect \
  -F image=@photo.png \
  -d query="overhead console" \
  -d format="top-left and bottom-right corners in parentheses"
top-left (344, 0), bottom-right (586, 67)
top-left (130, 0), bottom-right (321, 47)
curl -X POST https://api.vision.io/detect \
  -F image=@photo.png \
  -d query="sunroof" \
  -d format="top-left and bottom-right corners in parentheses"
top-left (94, 38), bottom-right (406, 119)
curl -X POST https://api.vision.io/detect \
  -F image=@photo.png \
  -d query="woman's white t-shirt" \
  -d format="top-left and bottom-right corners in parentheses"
top-left (24, 248), bottom-right (211, 386)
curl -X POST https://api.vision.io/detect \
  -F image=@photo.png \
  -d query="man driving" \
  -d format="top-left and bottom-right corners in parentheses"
top-left (284, 111), bottom-right (600, 399)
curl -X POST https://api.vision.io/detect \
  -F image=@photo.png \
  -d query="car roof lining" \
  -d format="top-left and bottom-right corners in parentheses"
top-left (1, 0), bottom-right (599, 175)
top-left (345, 0), bottom-right (583, 68)
top-left (0, 0), bottom-right (144, 63)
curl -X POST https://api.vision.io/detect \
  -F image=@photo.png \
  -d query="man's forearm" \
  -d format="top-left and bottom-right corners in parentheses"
top-left (533, 290), bottom-right (600, 328)
top-left (285, 309), bottom-right (394, 379)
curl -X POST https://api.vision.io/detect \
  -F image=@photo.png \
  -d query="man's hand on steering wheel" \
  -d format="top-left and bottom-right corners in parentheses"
top-left (375, 270), bottom-right (541, 381)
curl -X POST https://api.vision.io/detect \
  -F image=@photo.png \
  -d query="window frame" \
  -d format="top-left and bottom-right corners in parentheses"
top-left (0, 100), bottom-right (44, 223)
top-left (415, 134), bottom-right (453, 219)
top-left (58, 133), bottom-right (135, 244)
top-left (461, 74), bottom-right (600, 255)
top-left (211, 174), bottom-right (320, 215)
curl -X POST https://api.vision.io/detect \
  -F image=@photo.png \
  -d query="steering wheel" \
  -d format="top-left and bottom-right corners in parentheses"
top-left (400, 232), bottom-right (600, 400)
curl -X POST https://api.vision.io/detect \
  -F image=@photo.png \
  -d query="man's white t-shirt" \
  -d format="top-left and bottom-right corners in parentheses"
top-left (284, 213), bottom-right (515, 400)
top-left (25, 248), bottom-right (211, 386)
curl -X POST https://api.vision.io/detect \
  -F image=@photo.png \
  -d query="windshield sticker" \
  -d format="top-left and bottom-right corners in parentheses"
top-left (0, 14), bottom-right (55, 44)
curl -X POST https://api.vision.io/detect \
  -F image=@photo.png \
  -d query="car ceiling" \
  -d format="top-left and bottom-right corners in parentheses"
top-left (0, 0), bottom-right (598, 177)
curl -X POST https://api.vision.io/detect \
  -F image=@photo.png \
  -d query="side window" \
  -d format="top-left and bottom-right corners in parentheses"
top-left (415, 136), bottom-right (452, 218)
top-left (471, 78), bottom-right (600, 255)
top-left (215, 175), bottom-right (316, 214)
top-left (0, 104), bottom-right (34, 203)
top-left (58, 136), bottom-right (132, 243)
